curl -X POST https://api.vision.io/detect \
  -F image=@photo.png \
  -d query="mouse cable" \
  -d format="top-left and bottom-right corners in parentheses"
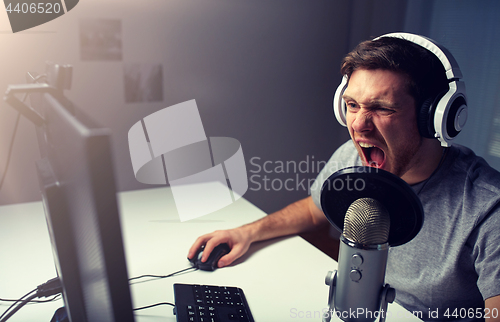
top-left (133, 301), bottom-right (175, 311)
top-left (129, 266), bottom-right (197, 284)
top-left (0, 277), bottom-right (61, 322)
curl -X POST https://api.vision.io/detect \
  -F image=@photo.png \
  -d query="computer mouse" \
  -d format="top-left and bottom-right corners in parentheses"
top-left (189, 243), bottom-right (230, 271)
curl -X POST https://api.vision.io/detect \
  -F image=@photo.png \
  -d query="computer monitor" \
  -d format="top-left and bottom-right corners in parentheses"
top-left (26, 68), bottom-right (135, 321)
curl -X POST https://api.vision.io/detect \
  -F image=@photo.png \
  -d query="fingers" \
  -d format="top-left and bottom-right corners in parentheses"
top-left (187, 234), bottom-right (212, 259)
top-left (217, 254), bottom-right (231, 268)
top-left (186, 231), bottom-right (227, 261)
top-left (187, 229), bottom-right (251, 268)
top-left (199, 232), bottom-right (233, 262)
top-left (217, 244), bottom-right (246, 268)
top-left (199, 239), bottom-right (219, 262)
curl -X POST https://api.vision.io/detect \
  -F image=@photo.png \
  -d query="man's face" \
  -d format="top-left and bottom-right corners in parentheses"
top-left (343, 68), bottom-right (424, 178)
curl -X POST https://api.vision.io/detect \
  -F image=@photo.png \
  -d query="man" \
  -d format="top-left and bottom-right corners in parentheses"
top-left (188, 34), bottom-right (500, 320)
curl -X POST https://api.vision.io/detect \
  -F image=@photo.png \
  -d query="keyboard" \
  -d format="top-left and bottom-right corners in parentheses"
top-left (173, 283), bottom-right (254, 322)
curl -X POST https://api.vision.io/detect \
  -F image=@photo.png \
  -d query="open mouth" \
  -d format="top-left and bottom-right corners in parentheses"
top-left (359, 142), bottom-right (386, 168)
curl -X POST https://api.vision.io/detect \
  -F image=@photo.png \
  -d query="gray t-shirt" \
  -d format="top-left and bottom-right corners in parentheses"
top-left (311, 140), bottom-right (500, 321)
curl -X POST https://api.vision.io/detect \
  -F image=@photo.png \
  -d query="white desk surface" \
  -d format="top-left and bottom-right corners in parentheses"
top-left (0, 187), bottom-right (420, 322)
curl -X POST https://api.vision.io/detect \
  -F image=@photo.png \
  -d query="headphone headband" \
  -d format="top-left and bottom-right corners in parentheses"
top-left (374, 33), bottom-right (462, 80)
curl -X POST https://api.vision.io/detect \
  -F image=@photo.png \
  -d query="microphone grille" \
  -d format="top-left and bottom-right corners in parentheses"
top-left (343, 198), bottom-right (390, 245)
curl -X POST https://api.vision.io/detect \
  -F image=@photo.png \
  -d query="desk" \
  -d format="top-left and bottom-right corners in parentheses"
top-left (0, 187), bottom-right (421, 322)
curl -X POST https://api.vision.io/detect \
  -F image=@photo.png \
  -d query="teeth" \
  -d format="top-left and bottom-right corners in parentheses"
top-left (359, 142), bottom-right (375, 148)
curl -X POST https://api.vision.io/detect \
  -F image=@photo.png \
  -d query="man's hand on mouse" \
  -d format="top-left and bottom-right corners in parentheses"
top-left (187, 226), bottom-right (253, 268)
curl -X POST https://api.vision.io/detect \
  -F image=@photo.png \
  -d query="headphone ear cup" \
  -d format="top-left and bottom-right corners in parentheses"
top-left (333, 76), bottom-right (349, 127)
top-left (417, 97), bottom-right (436, 138)
top-left (445, 96), bottom-right (467, 139)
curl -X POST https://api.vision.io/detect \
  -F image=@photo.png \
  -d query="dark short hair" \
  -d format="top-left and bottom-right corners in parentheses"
top-left (340, 36), bottom-right (449, 109)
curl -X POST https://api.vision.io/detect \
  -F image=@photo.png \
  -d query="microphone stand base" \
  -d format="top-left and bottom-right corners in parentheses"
top-left (323, 270), bottom-right (395, 322)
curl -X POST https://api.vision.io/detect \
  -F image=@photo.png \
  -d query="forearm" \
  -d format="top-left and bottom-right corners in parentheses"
top-left (188, 196), bottom-right (328, 267)
top-left (485, 295), bottom-right (500, 321)
top-left (240, 196), bottom-right (327, 244)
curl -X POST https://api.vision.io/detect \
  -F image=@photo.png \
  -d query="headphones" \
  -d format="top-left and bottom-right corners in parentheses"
top-left (333, 32), bottom-right (467, 147)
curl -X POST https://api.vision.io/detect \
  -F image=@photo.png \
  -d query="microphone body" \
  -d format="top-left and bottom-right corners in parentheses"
top-left (334, 236), bottom-right (389, 322)
top-left (324, 198), bottom-right (394, 322)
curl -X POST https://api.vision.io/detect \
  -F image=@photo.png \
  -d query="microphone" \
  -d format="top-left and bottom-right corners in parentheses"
top-left (324, 198), bottom-right (395, 322)
top-left (320, 166), bottom-right (423, 322)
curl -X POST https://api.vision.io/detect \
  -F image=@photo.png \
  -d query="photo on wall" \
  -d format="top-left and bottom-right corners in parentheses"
top-left (123, 63), bottom-right (164, 103)
top-left (80, 18), bottom-right (123, 61)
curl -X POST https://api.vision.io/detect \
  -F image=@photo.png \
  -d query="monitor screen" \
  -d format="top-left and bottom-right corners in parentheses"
top-left (33, 81), bottom-right (135, 322)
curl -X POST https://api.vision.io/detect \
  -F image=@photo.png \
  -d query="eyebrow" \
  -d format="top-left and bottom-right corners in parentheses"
top-left (342, 95), bottom-right (400, 110)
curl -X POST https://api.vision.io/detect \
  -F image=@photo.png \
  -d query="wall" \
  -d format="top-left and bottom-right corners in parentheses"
top-left (7, 1), bottom-right (493, 215)
top-left (0, 0), bottom-right (353, 214)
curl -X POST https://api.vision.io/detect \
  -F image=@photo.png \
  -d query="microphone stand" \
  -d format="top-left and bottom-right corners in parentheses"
top-left (323, 270), bottom-right (395, 322)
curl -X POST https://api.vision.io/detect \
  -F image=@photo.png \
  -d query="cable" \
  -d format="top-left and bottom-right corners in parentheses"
top-left (128, 267), bottom-right (195, 313)
top-left (0, 277), bottom-right (62, 322)
top-left (129, 266), bottom-right (197, 284)
top-left (0, 288), bottom-right (37, 322)
top-left (0, 290), bottom-right (36, 322)
top-left (1, 265), bottom-right (192, 319)
top-left (0, 293), bottom-right (38, 322)
top-left (0, 294), bottom-right (61, 304)
top-left (0, 266), bottom-right (193, 320)
top-left (0, 265), bottom-right (189, 320)
top-left (36, 277), bottom-right (62, 298)
top-left (133, 302), bottom-right (175, 311)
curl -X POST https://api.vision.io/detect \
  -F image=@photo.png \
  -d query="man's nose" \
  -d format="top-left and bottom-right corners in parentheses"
top-left (350, 110), bottom-right (374, 133)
